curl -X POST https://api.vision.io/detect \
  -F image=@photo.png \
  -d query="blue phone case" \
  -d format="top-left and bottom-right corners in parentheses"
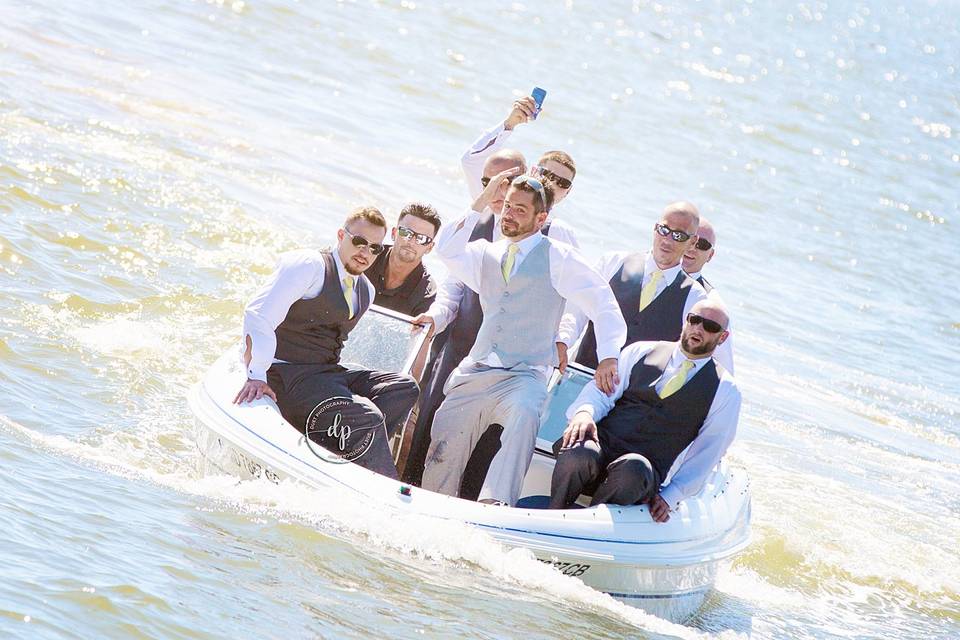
top-left (531, 87), bottom-right (547, 119)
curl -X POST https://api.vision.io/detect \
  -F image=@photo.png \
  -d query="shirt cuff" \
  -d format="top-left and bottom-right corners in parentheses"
top-left (659, 485), bottom-right (682, 511)
top-left (247, 365), bottom-right (268, 382)
top-left (595, 344), bottom-right (621, 363)
top-left (566, 404), bottom-right (596, 421)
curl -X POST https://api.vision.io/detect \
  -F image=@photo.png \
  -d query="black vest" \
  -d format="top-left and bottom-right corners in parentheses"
top-left (576, 253), bottom-right (694, 369)
top-left (598, 342), bottom-right (720, 479)
top-left (274, 252), bottom-right (371, 365)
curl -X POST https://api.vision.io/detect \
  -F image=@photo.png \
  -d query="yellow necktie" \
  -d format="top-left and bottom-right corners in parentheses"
top-left (502, 243), bottom-right (519, 283)
top-left (659, 360), bottom-right (694, 399)
top-left (639, 270), bottom-right (663, 311)
top-left (342, 276), bottom-right (355, 318)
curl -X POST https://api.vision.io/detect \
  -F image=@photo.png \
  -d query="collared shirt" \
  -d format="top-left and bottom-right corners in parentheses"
top-left (567, 341), bottom-right (741, 510)
top-left (433, 209), bottom-right (627, 369)
top-left (557, 251), bottom-right (735, 374)
top-left (426, 213), bottom-right (580, 335)
top-left (365, 244), bottom-right (437, 317)
top-left (241, 249), bottom-right (376, 382)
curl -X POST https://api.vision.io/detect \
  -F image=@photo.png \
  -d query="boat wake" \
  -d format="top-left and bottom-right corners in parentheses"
top-left (0, 414), bottom-right (745, 640)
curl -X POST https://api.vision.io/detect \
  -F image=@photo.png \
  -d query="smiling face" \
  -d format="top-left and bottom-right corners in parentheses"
top-left (680, 300), bottom-right (729, 357)
top-left (682, 217), bottom-right (716, 274)
top-left (337, 219), bottom-right (387, 275)
top-left (390, 213), bottom-right (436, 264)
top-left (500, 186), bottom-right (547, 239)
top-left (651, 202), bottom-right (700, 270)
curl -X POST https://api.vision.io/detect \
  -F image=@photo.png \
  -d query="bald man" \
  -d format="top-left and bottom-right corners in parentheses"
top-left (682, 216), bottom-right (717, 292)
top-left (560, 201), bottom-right (734, 375)
top-left (550, 299), bottom-right (740, 523)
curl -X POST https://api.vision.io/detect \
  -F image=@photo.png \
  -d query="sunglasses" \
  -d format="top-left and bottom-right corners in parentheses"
top-left (343, 228), bottom-right (385, 255)
top-left (695, 237), bottom-right (713, 251)
top-left (510, 175), bottom-right (548, 209)
top-left (686, 313), bottom-right (725, 333)
top-left (397, 225), bottom-right (433, 246)
top-left (655, 222), bottom-right (693, 243)
top-left (535, 166), bottom-right (573, 190)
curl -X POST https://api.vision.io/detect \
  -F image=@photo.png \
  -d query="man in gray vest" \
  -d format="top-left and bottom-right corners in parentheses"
top-left (682, 216), bottom-right (717, 292)
top-left (234, 207), bottom-right (420, 480)
top-left (421, 172), bottom-right (627, 507)
top-left (550, 298), bottom-right (740, 522)
top-left (558, 201), bottom-right (734, 374)
top-left (403, 139), bottom-right (578, 488)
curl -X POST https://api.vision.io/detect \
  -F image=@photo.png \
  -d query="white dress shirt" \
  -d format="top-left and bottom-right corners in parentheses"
top-left (566, 341), bottom-right (741, 509)
top-left (434, 209), bottom-right (627, 368)
top-left (241, 249), bottom-right (376, 382)
top-left (557, 251), bottom-right (735, 373)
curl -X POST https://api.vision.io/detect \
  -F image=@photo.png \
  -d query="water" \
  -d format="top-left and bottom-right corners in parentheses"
top-left (1, 0), bottom-right (958, 637)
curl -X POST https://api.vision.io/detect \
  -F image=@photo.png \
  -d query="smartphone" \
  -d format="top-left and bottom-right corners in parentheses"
top-left (531, 87), bottom-right (547, 119)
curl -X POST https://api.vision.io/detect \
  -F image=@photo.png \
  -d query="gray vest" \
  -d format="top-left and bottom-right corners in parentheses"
top-left (468, 237), bottom-right (565, 369)
top-left (576, 253), bottom-right (695, 369)
top-left (598, 342), bottom-right (721, 479)
top-left (274, 252), bottom-right (371, 365)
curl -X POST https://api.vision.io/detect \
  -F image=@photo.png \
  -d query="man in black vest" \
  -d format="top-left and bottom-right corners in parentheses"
top-left (558, 201), bottom-right (734, 374)
top-left (550, 299), bottom-right (741, 523)
top-left (366, 203), bottom-right (441, 317)
top-left (234, 207), bottom-right (420, 480)
top-left (682, 216), bottom-right (717, 293)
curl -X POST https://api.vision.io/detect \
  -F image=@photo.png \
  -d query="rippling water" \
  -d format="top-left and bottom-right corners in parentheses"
top-left (2, 1), bottom-right (958, 638)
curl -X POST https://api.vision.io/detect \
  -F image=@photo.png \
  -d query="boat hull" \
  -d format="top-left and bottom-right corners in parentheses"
top-left (188, 344), bottom-right (751, 623)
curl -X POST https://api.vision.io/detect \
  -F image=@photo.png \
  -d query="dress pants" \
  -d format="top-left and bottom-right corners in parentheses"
top-left (268, 363), bottom-right (419, 480)
top-left (549, 439), bottom-right (661, 509)
top-left (422, 365), bottom-right (547, 506)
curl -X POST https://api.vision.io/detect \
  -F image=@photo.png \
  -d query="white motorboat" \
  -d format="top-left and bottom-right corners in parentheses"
top-left (188, 307), bottom-right (751, 623)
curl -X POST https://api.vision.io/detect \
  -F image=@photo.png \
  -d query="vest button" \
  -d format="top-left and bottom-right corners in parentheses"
top-left (492, 343), bottom-right (498, 349)
top-left (503, 292), bottom-right (510, 297)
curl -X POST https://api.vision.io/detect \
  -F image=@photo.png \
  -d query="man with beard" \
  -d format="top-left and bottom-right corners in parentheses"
top-left (549, 299), bottom-right (740, 522)
top-left (234, 207), bottom-right (420, 479)
top-left (365, 203), bottom-right (441, 317)
top-left (420, 172), bottom-right (626, 507)
top-left (558, 201), bottom-right (734, 374)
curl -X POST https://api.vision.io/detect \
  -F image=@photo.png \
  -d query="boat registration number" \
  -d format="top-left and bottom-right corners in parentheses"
top-left (539, 559), bottom-right (590, 577)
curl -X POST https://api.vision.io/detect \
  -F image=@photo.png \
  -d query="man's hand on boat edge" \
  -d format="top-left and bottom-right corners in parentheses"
top-left (647, 494), bottom-right (671, 523)
top-left (234, 379), bottom-right (278, 405)
top-left (410, 313), bottom-right (435, 337)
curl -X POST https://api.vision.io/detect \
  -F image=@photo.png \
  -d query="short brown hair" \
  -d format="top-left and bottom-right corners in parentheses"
top-left (509, 176), bottom-right (556, 214)
top-left (538, 150), bottom-right (576, 178)
top-left (398, 203), bottom-right (442, 235)
top-left (344, 206), bottom-right (387, 229)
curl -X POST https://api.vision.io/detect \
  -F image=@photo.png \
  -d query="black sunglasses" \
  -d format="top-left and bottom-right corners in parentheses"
top-left (343, 228), bottom-right (385, 255)
top-left (655, 222), bottom-right (693, 243)
top-left (480, 175), bottom-right (500, 188)
top-left (536, 166), bottom-right (573, 190)
top-left (686, 313), bottom-right (725, 333)
top-left (397, 225), bottom-right (433, 246)
top-left (695, 237), bottom-right (713, 251)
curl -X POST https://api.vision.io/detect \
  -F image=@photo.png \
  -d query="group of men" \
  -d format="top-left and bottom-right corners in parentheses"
top-left (235, 95), bottom-right (741, 522)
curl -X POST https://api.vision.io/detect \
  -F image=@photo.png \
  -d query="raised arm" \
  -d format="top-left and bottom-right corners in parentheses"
top-left (460, 97), bottom-right (535, 198)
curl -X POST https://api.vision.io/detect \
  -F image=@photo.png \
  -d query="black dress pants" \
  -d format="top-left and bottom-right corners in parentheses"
top-left (268, 363), bottom-right (419, 480)
top-left (549, 439), bottom-right (661, 509)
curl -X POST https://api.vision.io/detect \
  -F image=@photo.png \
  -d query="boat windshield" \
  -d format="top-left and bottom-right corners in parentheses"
top-left (339, 305), bottom-right (429, 374)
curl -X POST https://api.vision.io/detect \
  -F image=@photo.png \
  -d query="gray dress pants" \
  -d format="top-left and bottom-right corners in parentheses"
top-left (422, 365), bottom-right (547, 506)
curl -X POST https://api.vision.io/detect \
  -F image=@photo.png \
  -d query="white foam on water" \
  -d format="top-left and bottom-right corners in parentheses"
top-left (0, 414), bottom-right (744, 640)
